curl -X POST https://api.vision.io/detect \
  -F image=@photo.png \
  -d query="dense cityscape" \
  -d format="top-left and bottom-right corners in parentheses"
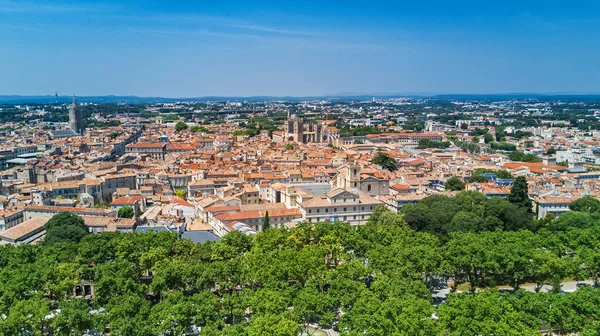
top-left (0, 95), bottom-right (599, 334)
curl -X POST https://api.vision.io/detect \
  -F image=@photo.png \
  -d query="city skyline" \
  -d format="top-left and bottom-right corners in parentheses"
top-left (2, 0), bottom-right (600, 96)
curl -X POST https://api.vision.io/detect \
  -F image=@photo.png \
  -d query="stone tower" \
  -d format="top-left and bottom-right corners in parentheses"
top-left (68, 96), bottom-right (85, 135)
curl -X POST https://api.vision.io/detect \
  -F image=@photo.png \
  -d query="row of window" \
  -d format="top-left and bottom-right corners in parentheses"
top-left (308, 205), bottom-right (374, 214)
top-left (308, 214), bottom-right (366, 222)
top-left (332, 198), bottom-right (357, 203)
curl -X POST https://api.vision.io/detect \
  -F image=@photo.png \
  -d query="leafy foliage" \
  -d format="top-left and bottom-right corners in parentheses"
top-left (339, 125), bottom-right (381, 137)
top-left (445, 176), bottom-right (465, 191)
top-left (175, 120), bottom-right (188, 132)
top-left (417, 138), bottom-right (451, 149)
top-left (3, 196), bottom-right (600, 334)
top-left (45, 212), bottom-right (87, 245)
top-left (508, 176), bottom-right (533, 211)
top-left (490, 141), bottom-right (517, 151)
top-left (174, 189), bottom-right (186, 200)
top-left (117, 206), bottom-right (134, 219)
top-left (569, 196), bottom-right (600, 213)
top-left (401, 191), bottom-right (534, 239)
top-left (371, 151), bottom-right (397, 172)
top-left (509, 150), bottom-right (542, 162)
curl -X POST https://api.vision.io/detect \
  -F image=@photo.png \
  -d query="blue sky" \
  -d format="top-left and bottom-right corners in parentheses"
top-left (1, 0), bottom-right (600, 97)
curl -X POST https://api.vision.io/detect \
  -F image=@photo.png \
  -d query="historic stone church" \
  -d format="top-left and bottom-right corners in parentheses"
top-left (332, 162), bottom-right (389, 196)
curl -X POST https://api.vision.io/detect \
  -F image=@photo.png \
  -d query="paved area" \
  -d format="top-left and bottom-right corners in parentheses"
top-left (520, 280), bottom-right (594, 293)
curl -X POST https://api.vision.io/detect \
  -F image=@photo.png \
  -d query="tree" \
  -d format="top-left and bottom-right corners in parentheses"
top-left (45, 211), bottom-right (87, 245)
top-left (118, 206), bottom-right (135, 218)
top-left (371, 152), bottom-right (397, 172)
top-left (106, 294), bottom-right (153, 336)
top-left (417, 139), bottom-right (451, 149)
top-left (509, 150), bottom-right (542, 163)
top-left (174, 189), bottom-right (187, 200)
top-left (468, 168), bottom-right (513, 183)
top-left (508, 176), bottom-right (533, 211)
top-left (569, 196), bottom-right (600, 213)
top-left (546, 147), bottom-right (557, 156)
top-left (490, 141), bottom-right (517, 151)
top-left (284, 144), bottom-right (294, 150)
top-left (247, 313), bottom-right (298, 336)
top-left (175, 121), bottom-right (188, 132)
top-left (483, 133), bottom-right (494, 143)
top-left (51, 299), bottom-right (94, 335)
top-left (439, 290), bottom-right (540, 335)
top-left (445, 176), bottom-right (465, 191)
top-left (263, 211), bottom-right (270, 231)
top-left (11, 192), bottom-right (600, 335)
top-left (447, 211), bottom-right (484, 233)
top-left (547, 211), bottom-right (594, 232)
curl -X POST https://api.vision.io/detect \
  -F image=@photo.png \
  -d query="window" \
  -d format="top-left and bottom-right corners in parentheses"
top-left (309, 209), bottom-right (312, 214)
top-left (343, 207), bottom-right (347, 212)
top-left (367, 184), bottom-right (372, 192)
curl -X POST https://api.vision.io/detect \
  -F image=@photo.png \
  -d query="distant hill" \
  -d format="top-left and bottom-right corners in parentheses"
top-left (2, 93), bottom-right (600, 104)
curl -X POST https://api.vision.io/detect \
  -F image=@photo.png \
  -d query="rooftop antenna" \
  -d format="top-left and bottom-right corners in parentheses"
top-left (55, 92), bottom-right (58, 104)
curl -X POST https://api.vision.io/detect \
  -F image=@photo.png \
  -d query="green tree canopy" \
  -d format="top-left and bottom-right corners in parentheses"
top-left (263, 211), bottom-right (270, 230)
top-left (118, 206), bottom-right (135, 219)
top-left (175, 120), bottom-right (188, 132)
top-left (508, 176), bottom-right (533, 211)
top-left (569, 196), bottom-right (600, 213)
top-left (445, 176), bottom-right (465, 191)
top-left (45, 211), bottom-right (87, 245)
top-left (371, 152), bottom-right (397, 172)
top-left (509, 150), bottom-right (542, 162)
top-left (174, 189), bottom-right (186, 200)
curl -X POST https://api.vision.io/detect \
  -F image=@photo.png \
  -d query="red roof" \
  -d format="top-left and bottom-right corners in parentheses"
top-left (170, 197), bottom-right (194, 208)
top-left (111, 196), bottom-right (143, 205)
top-left (391, 183), bottom-right (412, 191)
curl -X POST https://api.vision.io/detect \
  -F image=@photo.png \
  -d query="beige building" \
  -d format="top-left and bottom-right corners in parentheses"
top-left (125, 142), bottom-right (167, 160)
top-left (298, 188), bottom-right (382, 226)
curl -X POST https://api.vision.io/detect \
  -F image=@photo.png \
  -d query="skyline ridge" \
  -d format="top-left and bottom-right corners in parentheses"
top-left (3, 92), bottom-right (600, 104)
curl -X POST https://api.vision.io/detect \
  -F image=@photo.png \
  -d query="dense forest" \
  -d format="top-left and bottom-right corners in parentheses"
top-left (3, 194), bottom-right (600, 335)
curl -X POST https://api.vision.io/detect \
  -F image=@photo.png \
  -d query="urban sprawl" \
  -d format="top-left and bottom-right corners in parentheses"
top-left (2, 96), bottom-right (600, 335)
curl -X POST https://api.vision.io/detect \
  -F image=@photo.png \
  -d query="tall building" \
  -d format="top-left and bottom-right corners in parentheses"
top-left (68, 96), bottom-right (85, 135)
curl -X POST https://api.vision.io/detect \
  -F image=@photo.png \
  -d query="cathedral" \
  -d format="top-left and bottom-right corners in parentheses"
top-left (283, 115), bottom-right (336, 144)
top-left (49, 96), bottom-right (86, 139)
